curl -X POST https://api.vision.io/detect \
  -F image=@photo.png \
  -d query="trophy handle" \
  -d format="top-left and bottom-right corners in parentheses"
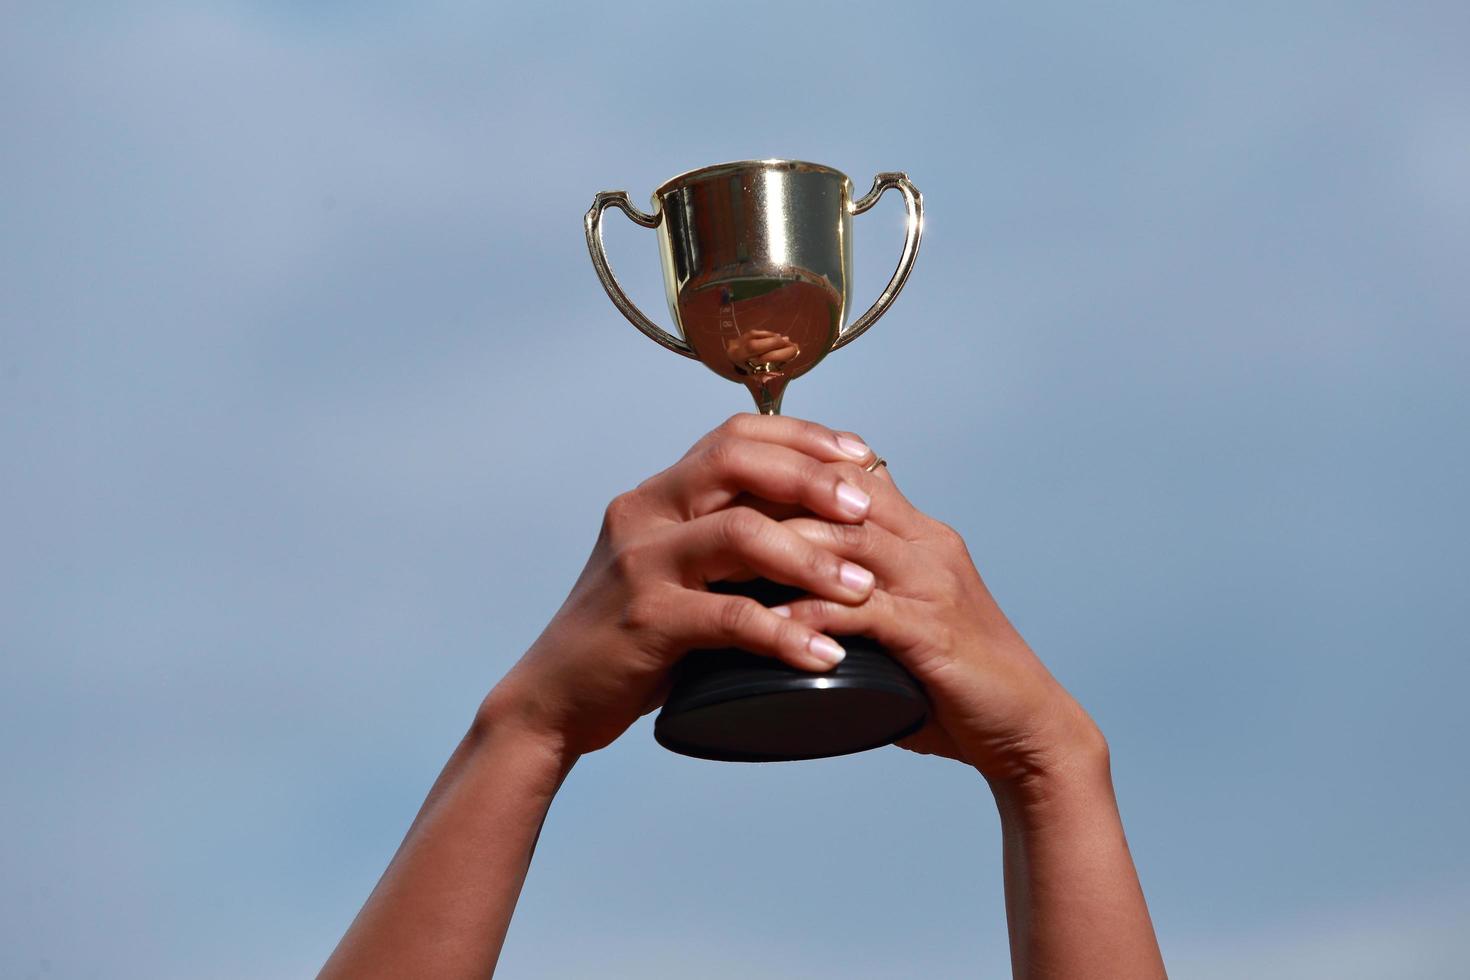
top-left (834, 172), bottom-right (924, 351)
top-left (584, 191), bottom-right (697, 359)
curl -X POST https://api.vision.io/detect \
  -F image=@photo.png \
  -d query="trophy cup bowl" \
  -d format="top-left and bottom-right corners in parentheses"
top-left (585, 159), bottom-right (928, 761)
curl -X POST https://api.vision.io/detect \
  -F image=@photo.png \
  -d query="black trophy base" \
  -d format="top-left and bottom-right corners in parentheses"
top-left (653, 581), bottom-right (929, 763)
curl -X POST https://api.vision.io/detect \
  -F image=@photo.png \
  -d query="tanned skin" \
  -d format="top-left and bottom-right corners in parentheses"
top-left (321, 414), bottom-right (1166, 979)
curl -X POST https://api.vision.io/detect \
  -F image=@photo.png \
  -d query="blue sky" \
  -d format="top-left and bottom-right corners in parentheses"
top-left (2, 2), bottom-right (1468, 977)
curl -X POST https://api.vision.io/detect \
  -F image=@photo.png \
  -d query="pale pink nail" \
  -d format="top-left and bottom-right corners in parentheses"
top-left (835, 481), bottom-right (870, 518)
top-left (835, 435), bottom-right (870, 459)
top-left (808, 635), bottom-right (846, 667)
top-left (769, 605), bottom-right (792, 618)
top-left (839, 562), bottom-right (874, 593)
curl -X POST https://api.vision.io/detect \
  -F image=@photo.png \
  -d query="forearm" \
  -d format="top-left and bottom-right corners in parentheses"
top-left (990, 736), bottom-right (1166, 980)
top-left (321, 700), bottom-right (576, 979)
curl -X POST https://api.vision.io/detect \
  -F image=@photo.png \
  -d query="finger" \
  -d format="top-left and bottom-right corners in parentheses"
top-left (769, 590), bottom-right (926, 660)
top-left (663, 589), bottom-right (848, 673)
top-left (832, 430), bottom-right (904, 495)
top-left (722, 492), bottom-right (807, 523)
top-left (831, 425), bottom-right (918, 494)
top-left (701, 454), bottom-right (926, 542)
top-left (671, 439), bottom-right (883, 526)
top-left (744, 335), bottom-right (789, 356)
top-left (779, 516), bottom-right (927, 591)
top-left (695, 452), bottom-right (928, 540)
top-left (867, 459), bottom-right (896, 486)
top-left (811, 459), bottom-right (931, 540)
top-left (696, 413), bottom-right (877, 467)
top-left (756, 344), bottom-right (799, 362)
top-left (663, 507), bottom-right (876, 604)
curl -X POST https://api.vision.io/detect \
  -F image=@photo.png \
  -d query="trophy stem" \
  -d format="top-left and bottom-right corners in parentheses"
top-left (748, 379), bottom-right (787, 416)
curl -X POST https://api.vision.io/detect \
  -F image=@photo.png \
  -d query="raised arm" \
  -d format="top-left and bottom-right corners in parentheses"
top-left (321, 414), bottom-right (1164, 977)
top-left (778, 471), bottom-right (1167, 979)
top-left (320, 416), bottom-right (885, 978)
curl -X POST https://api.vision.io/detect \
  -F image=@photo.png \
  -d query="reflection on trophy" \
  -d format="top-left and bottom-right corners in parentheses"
top-left (726, 328), bottom-right (799, 374)
top-left (585, 159), bottom-right (926, 761)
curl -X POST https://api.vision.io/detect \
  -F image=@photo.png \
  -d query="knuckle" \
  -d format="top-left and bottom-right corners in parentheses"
top-left (796, 598), bottom-right (840, 628)
top-left (832, 520), bottom-right (868, 552)
top-left (608, 538), bottom-right (654, 580)
top-left (801, 457), bottom-right (835, 490)
top-left (773, 619), bottom-right (806, 651)
top-left (929, 518), bottom-right (965, 548)
top-left (602, 491), bottom-right (633, 525)
top-left (701, 436), bottom-right (744, 475)
top-left (790, 415), bottom-right (829, 440)
top-left (799, 539), bottom-right (834, 579)
top-left (600, 491), bottom-right (640, 538)
top-left (619, 590), bottom-right (665, 634)
top-left (719, 506), bottom-right (766, 544)
top-left (719, 413), bottom-right (759, 439)
top-left (717, 596), bottom-right (761, 636)
top-left (795, 597), bottom-right (827, 621)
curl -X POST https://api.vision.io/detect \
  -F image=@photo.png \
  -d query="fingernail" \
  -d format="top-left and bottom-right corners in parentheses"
top-left (835, 481), bottom-right (870, 518)
top-left (839, 562), bottom-right (874, 593)
top-left (836, 435), bottom-right (870, 459)
top-left (808, 634), bottom-right (846, 667)
top-left (769, 604), bottom-right (792, 618)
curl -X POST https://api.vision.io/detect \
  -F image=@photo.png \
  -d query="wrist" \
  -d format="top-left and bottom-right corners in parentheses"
top-left (984, 696), bottom-right (1114, 821)
top-left (472, 682), bottom-right (582, 789)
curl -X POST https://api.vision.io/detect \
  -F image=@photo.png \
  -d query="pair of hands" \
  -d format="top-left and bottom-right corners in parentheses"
top-left (486, 414), bottom-right (1102, 787)
top-left (323, 414), bottom-right (1161, 980)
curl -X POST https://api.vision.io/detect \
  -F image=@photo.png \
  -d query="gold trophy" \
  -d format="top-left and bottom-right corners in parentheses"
top-left (586, 159), bottom-right (926, 761)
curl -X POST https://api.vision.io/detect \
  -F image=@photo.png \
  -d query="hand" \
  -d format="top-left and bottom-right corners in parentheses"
top-left (725, 329), bottom-right (800, 370)
top-left (484, 415), bottom-right (886, 759)
top-left (775, 472), bottom-right (1106, 787)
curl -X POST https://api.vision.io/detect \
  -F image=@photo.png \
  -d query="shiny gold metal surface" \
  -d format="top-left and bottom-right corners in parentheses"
top-left (585, 159), bottom-right (923, 414)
